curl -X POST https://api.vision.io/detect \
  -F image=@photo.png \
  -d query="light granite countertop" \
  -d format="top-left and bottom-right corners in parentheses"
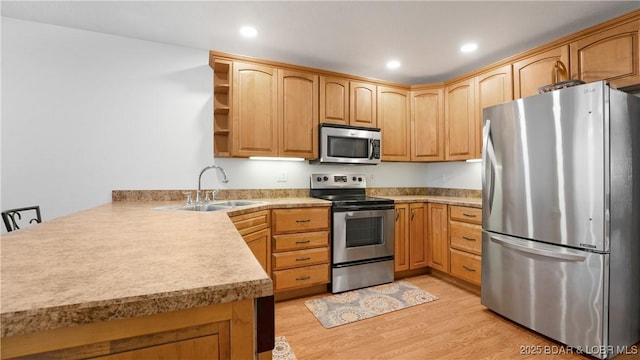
top-left (0, 198), bottom-right (329, 338)
top-left (381, 195), bottom-right (482, 208)
top-left (1, 195), bottom-right (477, 338)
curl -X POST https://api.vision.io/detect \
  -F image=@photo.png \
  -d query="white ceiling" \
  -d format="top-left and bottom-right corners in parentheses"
top-left (2, 1), bottom-right (640, 84)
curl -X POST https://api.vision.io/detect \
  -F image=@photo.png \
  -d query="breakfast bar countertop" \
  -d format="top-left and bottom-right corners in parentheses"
top-left (0, 194), bottom-right (478, 338)
top-left (0, 200), bottom-right (291, 338)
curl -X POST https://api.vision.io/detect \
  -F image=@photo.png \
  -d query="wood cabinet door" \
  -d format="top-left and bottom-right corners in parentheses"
top-left (320, 76), bottom-right (349, 125)
top-left (513, 45), bottom-right (569, 99)
top-left (475, 65), bottom-right (513, 157)
top-left (244, 228), bottom-right (271, 275)
top-left (97, 334), bottom-right (223, 360)
top-left (411, 87), bottom-right (445, 162)
top-left (427, 203), bottom-right (449, 273)
top-left (350, 81), bottom-right (377, 128)
top-left (232, 62), bottom-right (278, 157)
top-left (278, 69), bottom-right (319, 159)
top-left (378, 86), bottom-right (410, 161)
top-left (445, 78), bottom-right (475, 160)
top-left (409, 203), bottom-right (428, 269)
top-left (570, 19), bottom-right (640, 89)
top-left (394, 204), bottom-right (410, 272)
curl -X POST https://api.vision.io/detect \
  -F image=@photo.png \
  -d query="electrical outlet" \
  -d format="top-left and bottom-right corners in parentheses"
top-left (277, 173), bottom-right (288, 182)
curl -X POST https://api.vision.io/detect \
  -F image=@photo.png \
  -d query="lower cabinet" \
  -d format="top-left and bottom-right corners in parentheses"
top-left (271, 207), bottom-right (331, 292)
top-left (230, 210), bottom-right (271, 274)
top-left (95, 326), bottom-right (227, 360)
top-left (426, 203), bottom-right (449, 272)
top-left (394, 203), bottom-right (429, 273)
top-left (408, 203), bottom-right (428, 269)
top-left (448, 205), bottom-right (482, 286)
top-left (394, 204), bottom-right (410, 272)
top-left (2, 300), bottom-right (258, 360)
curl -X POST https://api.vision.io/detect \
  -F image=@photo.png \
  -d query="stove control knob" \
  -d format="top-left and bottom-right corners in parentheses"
top-left (358, 177), bottom-right (363, 182)
top-left (316, 176), bottom-right (322, 182)
top-left (323, 176), bottom-right (329, 181)
top-left (352, 176), bottom-right (357, 181)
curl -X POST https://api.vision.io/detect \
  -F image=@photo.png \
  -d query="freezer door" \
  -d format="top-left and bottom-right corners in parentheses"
top-left (482, 81), bottom-right (607, 251)
top-left (481, 231), bottom-right (608, 358)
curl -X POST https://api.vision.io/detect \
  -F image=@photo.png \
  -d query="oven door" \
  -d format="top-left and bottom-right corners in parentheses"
top-left (332, 207), bottom-right (395, 264)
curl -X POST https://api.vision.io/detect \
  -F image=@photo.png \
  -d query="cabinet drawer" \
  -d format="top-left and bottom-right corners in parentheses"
top-left (230, 210), bottom-right (270, 236)
top-left (273, 264), bottom-right (330, 291)
top-left (449, 248), bottom-right (481, 286)
top-left (449, 221), bottom-right (482, 255)
top-left (272, 207), bottom-right (330, 234)
top-left (449, 206), bottom-right (481, 225)
top-left (272, 231), bottom-right (330, 252)
top-left (272, 248), bottom-right (329, 270)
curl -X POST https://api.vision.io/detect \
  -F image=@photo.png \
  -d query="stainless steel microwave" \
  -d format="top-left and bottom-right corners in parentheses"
top-left (311, 124), bottom-right (381, 165)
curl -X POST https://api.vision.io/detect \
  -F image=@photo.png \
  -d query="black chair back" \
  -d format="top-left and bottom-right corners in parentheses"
top-left (2, 206), bottom-right (42, 232)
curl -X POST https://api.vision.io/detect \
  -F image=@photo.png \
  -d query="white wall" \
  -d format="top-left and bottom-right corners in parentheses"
top-left (1, 17), bottom-right (480, 225)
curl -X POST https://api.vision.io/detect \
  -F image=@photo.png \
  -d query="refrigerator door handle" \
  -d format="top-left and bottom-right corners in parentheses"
top-left (489, 233), bottom-right (587, 262)
top-left (482, 119), bottom-right (496, 212)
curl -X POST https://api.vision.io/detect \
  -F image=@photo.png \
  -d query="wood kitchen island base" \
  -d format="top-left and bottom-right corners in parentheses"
top-left (2, 299), bottom-right (257, 359)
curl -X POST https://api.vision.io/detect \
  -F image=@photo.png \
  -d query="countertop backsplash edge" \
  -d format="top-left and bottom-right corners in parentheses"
top-left (112, 187), bottom-right (482, 201)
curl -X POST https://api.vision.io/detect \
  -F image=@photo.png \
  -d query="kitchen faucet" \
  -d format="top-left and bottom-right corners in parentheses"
top-left (196, 165), bottom-right (229, 204)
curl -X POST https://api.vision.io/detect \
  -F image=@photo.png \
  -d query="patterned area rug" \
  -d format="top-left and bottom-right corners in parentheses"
top-left (304, 281), bottom-right (438, 329)
top-left (273, 336), bottom-right (297, 360)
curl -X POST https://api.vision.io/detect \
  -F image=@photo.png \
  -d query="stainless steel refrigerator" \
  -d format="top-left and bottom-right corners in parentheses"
top-left (481, 80), bottom-right (640, 359)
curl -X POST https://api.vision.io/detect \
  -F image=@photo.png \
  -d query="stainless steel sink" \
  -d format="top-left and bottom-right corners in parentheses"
top-left (212, 200), bottom-right (264, 207)
top-left (154, 200), bottom-right (264, 212)
top-left (153, 204), bottom-right (230, 212)
top-left (179, 204), bottom-right (233, 211)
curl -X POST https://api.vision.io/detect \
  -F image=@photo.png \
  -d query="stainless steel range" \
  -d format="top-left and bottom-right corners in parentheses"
top-left (310, 174), bottom-right (395, 293)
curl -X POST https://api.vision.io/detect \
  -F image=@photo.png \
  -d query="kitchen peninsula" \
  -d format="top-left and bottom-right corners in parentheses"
top-left (0, 200), bottom-right (294, 359)
top-left (1, 192), bottom-right (483, 358)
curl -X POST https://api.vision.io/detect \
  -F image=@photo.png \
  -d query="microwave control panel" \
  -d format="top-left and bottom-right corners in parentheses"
top-left (372, 140), bottom-right (381, 159)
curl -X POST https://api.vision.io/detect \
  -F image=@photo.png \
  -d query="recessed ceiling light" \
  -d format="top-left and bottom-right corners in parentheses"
top-left (460, 43), bottom-right (478, 53)
top-left (386, 60), bottom-right (401, 70)
top-left (239, 26), bottom-right (257, 38)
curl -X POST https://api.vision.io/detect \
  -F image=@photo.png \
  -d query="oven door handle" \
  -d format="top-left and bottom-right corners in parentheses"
top-left (344, 209), bottom-right (392, 219)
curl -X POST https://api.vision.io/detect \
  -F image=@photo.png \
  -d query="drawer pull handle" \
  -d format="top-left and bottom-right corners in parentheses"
top-left (295, 240), bottom-right (311, 244)
top-left (296, 257), bottom-right (311, 261)
top-left (462, 265), bottom-right (477, 272)
top-left (462, 236), bottom-right (476, 242)
top-left (462, 213), bottom-right (477, 218)
top-left (296, 219), bottom-right (311, 223)
top-left (296, 275), bottom-right (311, 281)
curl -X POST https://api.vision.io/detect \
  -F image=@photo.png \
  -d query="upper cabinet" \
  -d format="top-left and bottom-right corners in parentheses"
top-left (445, 78), bottom-right (476, 161)
top-left (232, 62), bottom-right (279, 157)
top-left (410, 87), bottom-right (445, 162)
top-left (378, 86), bottom-right (410, 161)
top-left (320, 77), bottom-right (379, 129)
top-left (474, 65), bottom-right (513, 156)
top-left (212, 59), bottom-right (232, 157)
top-left (278, 69), bottom-right (319, 159)
top-left (211, 56), bottom-right (318, 159)
top-left (350, 81), bottom-right (378, 128)
top-left (512, 45), bottom-right (570, 99)
top-left (570, 19), bottom-right (640, 89)
top-left (209, 9), bottom-right (640, 162)
top-left (319, 76), bottom-right (350, 125)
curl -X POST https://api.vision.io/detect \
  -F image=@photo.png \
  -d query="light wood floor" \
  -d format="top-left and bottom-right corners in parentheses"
top-left (274, 274), bottom-right (639, 360)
